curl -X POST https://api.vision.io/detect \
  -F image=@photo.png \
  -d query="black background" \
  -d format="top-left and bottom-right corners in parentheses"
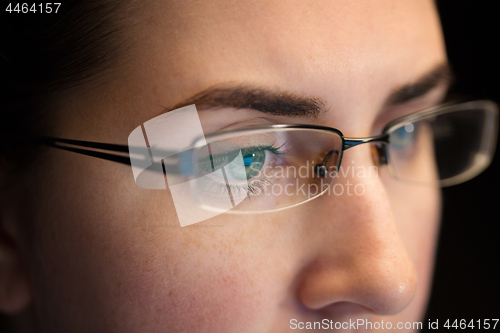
top-left (423, 1), bottom-right (500, 330)
top-left (0, 1), bottom-right (499, 331)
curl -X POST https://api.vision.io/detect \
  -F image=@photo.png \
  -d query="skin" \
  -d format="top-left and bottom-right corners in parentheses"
top-left (0, 0), bottom-right (448, 332)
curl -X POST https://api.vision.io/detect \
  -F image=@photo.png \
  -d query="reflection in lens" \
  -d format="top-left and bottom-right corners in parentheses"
top-left (391, 122), bottom-right (418, 150)
top-left (192, 127), bottom-right (343, 213)
top-left (388, 117), bottom-right (437, 185)
top-left (387, 105), bottom-right (495, 186)
top-left (240, 149), bottom-right (266, 180)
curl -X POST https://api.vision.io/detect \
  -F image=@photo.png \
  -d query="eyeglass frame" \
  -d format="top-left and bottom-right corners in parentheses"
top-left (39, 99), bottom-right (498, 188)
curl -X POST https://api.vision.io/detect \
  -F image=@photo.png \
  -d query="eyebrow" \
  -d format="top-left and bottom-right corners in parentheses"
top-left (166, 62), bottom-right (453, 118)
top-left (169, 85), bottom-right (326, 118)
top-left (385, 63), bottom-right (453, 105)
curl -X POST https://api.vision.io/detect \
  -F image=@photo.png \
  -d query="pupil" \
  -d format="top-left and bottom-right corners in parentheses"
top-left (225, 149), bottom-right (267, 181)
top-left (392, 123), bottom-right (417, 149)
top-left (243, 154), bottom-right (255, 166)
top-left (242, 150), bottom-right (266, 179)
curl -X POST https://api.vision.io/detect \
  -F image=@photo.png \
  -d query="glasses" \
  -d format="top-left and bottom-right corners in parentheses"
top-left (42, 100), bottom-right (498, 217)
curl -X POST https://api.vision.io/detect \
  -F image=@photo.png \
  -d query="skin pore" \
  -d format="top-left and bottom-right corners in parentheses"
top-left (0, 0), bottom-right (448, 332)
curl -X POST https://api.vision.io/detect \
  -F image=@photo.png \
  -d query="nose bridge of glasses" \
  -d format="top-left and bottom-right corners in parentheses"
top-left (313, 135), bottom-right (389, 178)
top-left (344, 135), bottom-right (389, 169)
top-left (343, 134), bottom-right (389, 150)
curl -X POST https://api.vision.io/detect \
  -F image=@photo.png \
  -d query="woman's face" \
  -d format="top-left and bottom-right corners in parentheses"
top-left (5, 0), bottom-right (448, 332)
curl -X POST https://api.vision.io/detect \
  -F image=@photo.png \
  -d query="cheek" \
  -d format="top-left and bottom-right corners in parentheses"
top-left (30, 159), bottom-right (280, 332)
top-left (396, 186), bottom-right (440, 281)
top-left (386, 177), bottom-right (441, 321)
top-left (97, 238), bottom-right (270, 333)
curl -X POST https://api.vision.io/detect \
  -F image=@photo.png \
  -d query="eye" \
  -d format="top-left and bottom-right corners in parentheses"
top-left (391, 122), bottom-right (418, 150)
top-left (227, 148), bottom-right (267, 180)
top-left (194, 141), bottom-right (290, 202)
top-left (196, 144), bottom-right (283, 181)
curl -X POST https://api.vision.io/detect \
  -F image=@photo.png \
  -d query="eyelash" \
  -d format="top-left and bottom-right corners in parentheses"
top-left (196, 142), bottom-right (292, 198)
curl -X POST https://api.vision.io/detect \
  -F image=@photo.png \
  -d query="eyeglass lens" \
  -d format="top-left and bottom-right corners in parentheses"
top-left (191, 104), bottom-right (496, 212)
top-left (192, 128), bottom-right (343, 213)
top-left (387, 105), bottom-right (496, 187)
top-left (127, 102), bottom-right (497, 216)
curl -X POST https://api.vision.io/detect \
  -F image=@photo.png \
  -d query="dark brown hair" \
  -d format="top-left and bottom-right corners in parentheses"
top-left (0, 0), bottom-right (130, 177)
top-left (0, 3), bottom-right (133, 329)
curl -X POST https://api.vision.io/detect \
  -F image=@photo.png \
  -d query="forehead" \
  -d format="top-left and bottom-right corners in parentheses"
top-left (132, 0), bottom-right (444, 85)
top-left (81, 0), bottom-right (446, 138)
top-left (121, 0), bottom-right (446, 122)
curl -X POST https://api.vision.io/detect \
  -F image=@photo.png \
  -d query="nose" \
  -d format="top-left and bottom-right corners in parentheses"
top-left (297, 147), bottom-right (418, 315)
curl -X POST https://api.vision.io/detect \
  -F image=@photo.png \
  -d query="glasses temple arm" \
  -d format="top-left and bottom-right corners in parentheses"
top-left (39, 137), bottom-right (183, 174)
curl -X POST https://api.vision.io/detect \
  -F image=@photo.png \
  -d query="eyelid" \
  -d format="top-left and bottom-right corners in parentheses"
top-left (373, 83), bottom-right (449, 136)
top-left (201, 83), bottom-right (449, 137)
top-left (205, 116), bottom-right (280, 134)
